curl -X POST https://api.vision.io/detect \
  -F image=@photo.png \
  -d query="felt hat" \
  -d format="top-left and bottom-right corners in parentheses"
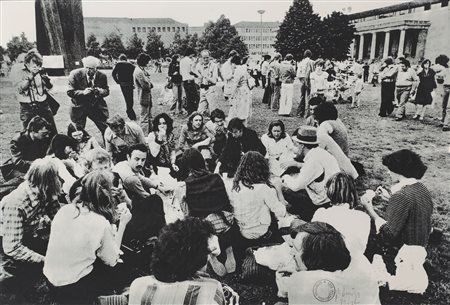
top-left (293, 126), bottom-right (318, 145)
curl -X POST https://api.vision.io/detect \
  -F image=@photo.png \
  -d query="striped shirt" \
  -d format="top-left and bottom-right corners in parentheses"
top-left (380, 182), bottom-right (433, 247)
top-left (129, 275), bottom-right (226, 305)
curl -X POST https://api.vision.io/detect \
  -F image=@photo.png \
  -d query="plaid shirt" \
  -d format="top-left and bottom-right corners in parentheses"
top-left (0, 182), bottom-right (60, 262)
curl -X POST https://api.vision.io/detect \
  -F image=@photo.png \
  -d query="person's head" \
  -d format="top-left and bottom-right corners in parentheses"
top-left (291, 222), bottom-right (351, 272)
top-left (326, 172), bottom-right (358, 209)
top-left (118, 54), bottom-right (127, 61)
top-left (151, 217), bottom-right (215, 282)
top-left (152, 113), bottom-right (174, 135)
top-left (171, 54), bottom-right (179, 63)
top-left (84, 148), bottom-right (111, 172)
top-left (292, 126), bottom-right (319, 153)
top-left (231, 54), bottom-right (241, 66)
top-left (180, 148), bottom-right (207, 177)
top-left (315, 59), bottom-right (325, 71)
top-left (82, 56), bottom-right (100, 78)
top-left (27, 116), bottom-right (51, 140)
top-left (106, 115), bottom-right (126, 136)
top-left (127, 144), bottom-right (148, 172)
top-left (267, 120), bottom-right (286, 140)
top-left (382, 149), bottom-right (427, 181)
top-left (67, 123), bottom-right (90, 143)
top-left (24, 49), bottom-right (43, 74)
top-left (232, 151), bottom-right (271, 192)
top-left (314, 102), bottom-right (338, 124)
top-left (47, 134), bottom-right (78, 160)
top-left (399, 58), bottom-right (410, 71)
top-left (185, 47), bottom-right (196, 58)
top-left (284, 54), bottom-right (293, 62)
top-left (308, 96), bottom-right (323, 117)
top-left (228, 50), bottom-right (238, 59)
top-left (303, 49), bottom-right (312, 58)
top-left (78, 170), bottom-right (116, 223)
top-left (273, 52), bottom-right (282, 62)
top-left (264, 54), bottom-right (271, 61)
top-left (200, 50), bottom-right (210, 64)
top-left (187, 112), bottom-right (204, 131)
top-left (136, 53), bottom-right (151, 67)
top-left (210, 108), bottom-right (226, 128)
top-left (384, 57), bottom-right (394, 66)
top-left (435, 54), bottom-right (449, 68)
top-left (227, 117), bottom-right (245, 139)
top-left (25, 157), bottom-right (62, 201)
top-left (421, 59), bottom-right (431, 70)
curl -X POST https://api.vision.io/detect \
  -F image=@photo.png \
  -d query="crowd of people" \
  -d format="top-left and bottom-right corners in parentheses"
top-left (0, 46), bottom-right (446, 305)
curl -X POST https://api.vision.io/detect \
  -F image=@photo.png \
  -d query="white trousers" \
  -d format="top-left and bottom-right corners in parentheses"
top-left (279, 83), bottom-right (294, 115)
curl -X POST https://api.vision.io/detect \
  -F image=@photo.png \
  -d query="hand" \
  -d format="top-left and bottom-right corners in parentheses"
top-left (83, 88), bottom-right (93, 95)
top-left (360, 193), bottom-right (374, 210)
top-left (280, 160), bottom-right (299, 170)
top-left (119, 207), bottom-right (132, 225)
top-left (376, 186), bottom-right (391, 201)
top-left (172, 164), bottom-right (179, 172)
top-left (158, 183), bottom-right (172, 194)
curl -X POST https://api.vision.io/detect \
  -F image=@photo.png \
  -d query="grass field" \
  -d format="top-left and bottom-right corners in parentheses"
top-left (0, 68), bottom-right (449, 305)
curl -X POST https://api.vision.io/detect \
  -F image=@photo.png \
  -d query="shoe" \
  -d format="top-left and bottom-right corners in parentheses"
top-left (412, 114), bottom-right (419, 119)
top-left (224, 246), bottom-right (236, 273)
top-left (395, 117), bottom-right (403, 121)
top-left (419, 116), bottom-right (424, 121)
top-left (209, 255), bottom-right (227, 276)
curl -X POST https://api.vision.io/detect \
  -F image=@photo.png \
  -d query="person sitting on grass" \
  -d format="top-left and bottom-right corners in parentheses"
top-left (128, 217), bottom-right (238, 305)
top-left (147, 113), bottom-right (178, 173)
top-left (67, 122), bottom-right (100, 158)
top-left (261, 120), bottom-right (297, 169)
top-left (205, 108), bottom-right (228, 158)
top-left (304, 96), bottom-right (323, 127)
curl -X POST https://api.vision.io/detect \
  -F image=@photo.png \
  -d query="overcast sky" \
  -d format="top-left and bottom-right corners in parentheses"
top-left (1, 0), bottom-right (408, 46)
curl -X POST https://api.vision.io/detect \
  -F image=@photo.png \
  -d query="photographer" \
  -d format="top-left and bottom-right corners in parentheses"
top-left (67, 56), bottom-right (110, 136)
top-left (16, 49), bottom-right (57, 136)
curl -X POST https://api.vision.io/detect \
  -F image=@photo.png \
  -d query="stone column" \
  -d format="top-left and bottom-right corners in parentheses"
top-left (350, 38), bottom-right (356, 58)
top-left (358, 34), bottom-right (364, 60)
top-left (416, 29), bottom-right (428, 60)
top-left (398, 28), bottom-right (406, 56)
top-left (383, 30), bottom-right (390, 58)
top-left (370, 32), bottom-right (377, 59)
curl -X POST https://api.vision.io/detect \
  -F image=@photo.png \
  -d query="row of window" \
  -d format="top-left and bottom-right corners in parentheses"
top-left (246, 43), bottom-right (274, 49)
top-left (240, 28), bottom-right (277, 33)
top-left (242, 35), bottom-right (275, 41)
top-left (132, 26), bottom-right (186, 33)
top-left (351, 0), bottom-right (448, 23)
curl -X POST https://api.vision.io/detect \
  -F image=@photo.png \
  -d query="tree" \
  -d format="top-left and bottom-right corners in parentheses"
top-left (198, 15), bottom-right (248, 60)
top-left (274, 0), bottom-right (324, 60)
top-left (6, 32), bottom-right (35, 62)
top-left (145, 30), bottom-right (165, 59)
top-left (126, 33), bottom-right (144, 59)
top-left (168, 31), bottom-right (200, 56)
top-left (101, 32), bottom-right (126, 59)
top-left (86, 33), bottom-right (101, 57)
top-left (321, 12), bottom-right (355, 60)
top-left (0, 46), bottom-right (6, 62)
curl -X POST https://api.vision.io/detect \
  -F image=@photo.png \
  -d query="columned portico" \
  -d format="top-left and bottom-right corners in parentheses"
top-left (383, 31), bottom-right (390, 58)
top-left (370, 32), bottom-right (377, 59)
top-left (398, 28), bottom-right (406, 56)
top-left (358, 34), bottom-right (364, 60)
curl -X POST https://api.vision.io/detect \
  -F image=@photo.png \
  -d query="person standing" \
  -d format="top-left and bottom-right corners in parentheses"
top-left (434, 55), bottom-right (450, 131)
top-left (67, 56), bottom-right (110, 136)
top-left (196, 50), bottom-right (219, 117)
top-left (133, 53), bottom-right (153, 135)
top-left (278, 54), bottom-right (296, 116)
top-left (112, 54), bottom-right (136, 120)
top-left (295, 50), bottom-right (315, 118)
top-left (413, 59), bottom-right (436, 121)
top-left (227, 55), bottom-right (253, 125)
top-left (16, 49), bottom-right (57, 136)
top-left (261, 55), bottom-right (272, 105)
top-left (269, 53), bottom-right (282, 111)
top-left (221, 50), bottom-right (238, 101)
top-left (395, 58), bottom-right (419, 121)
top-left (168, 54), bottom-right (184, 115)
top-left (378, 57), bottom-right (398, 117)
top-left (180, 48), bottom-right (199, 114)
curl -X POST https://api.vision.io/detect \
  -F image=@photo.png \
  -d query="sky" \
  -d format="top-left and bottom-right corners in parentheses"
top-left (0, 0), bottom-right (409, 46)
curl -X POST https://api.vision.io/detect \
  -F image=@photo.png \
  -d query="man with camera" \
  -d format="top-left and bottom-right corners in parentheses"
top-left (67, 56), bottom-right (110, 136)
top-left (195, 49), bottom-right (218, 117)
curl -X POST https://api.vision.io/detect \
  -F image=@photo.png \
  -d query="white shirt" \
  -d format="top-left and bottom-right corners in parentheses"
top-left (44, 204), bottom-right (120, 286)
top-left (179, 56), bottom-right (195, 81)
top-left (261, 134), bottom-right (296, 160)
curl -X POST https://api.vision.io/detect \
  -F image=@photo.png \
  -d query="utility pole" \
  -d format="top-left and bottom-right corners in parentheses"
top-left (257, 10), bottom-right (265, 56)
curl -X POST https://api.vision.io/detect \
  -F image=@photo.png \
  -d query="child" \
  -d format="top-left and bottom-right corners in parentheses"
top-left (310, 59), bottom-right (329, 100)
top-left (352, 73), bottom-right (364, 108)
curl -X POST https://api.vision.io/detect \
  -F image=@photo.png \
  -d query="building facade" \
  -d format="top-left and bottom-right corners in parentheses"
top-left (348, 0), bottom-right (449, 63)
top-left (84, 17), bottom-right (189, 47)
top-left (234, 21), bottom-right (280, 56)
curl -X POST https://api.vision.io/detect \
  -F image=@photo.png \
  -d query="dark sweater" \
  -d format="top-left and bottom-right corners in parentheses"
top-left (112, 61), bottom-right (136, 85)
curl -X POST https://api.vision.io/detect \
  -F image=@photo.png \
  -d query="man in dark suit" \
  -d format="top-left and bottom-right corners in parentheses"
top-left (67, 56), bottom-right (109, 136)
top-left (112, 54), bottom-right (136, 120)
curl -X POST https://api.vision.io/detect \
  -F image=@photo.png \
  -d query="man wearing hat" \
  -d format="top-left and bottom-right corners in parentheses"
top-left (67, 56), bottom-right (110, 136)
top-left (281, 126), bottom-right (340, 221)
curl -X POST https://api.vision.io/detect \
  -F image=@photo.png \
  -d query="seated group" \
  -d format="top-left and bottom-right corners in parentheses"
top-left (0, 101), bottom-right (433, 304)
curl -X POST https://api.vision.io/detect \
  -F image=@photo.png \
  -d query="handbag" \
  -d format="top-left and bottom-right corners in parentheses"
top-left (46, 93), bottom-right (60, 115)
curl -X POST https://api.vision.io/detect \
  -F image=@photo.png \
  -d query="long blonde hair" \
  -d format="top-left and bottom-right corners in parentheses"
top-left (25, 157), bottom-right (62, 201)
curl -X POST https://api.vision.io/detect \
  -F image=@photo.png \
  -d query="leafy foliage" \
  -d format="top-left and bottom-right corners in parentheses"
top-left (198, 15), bottom-right (248, 61)
top-left (86, 33), bottom-right (102, 58)
top-left (168, 31), bottom-right (200, 56)
top-left (101, 32), bottom-right (126, 59)
top-left (126, 33), bottom-right (144, 59)
top-left (6, 32), bottom-right (35, 62)
top-left (145, 30), bottom-right (165, 59)
top-left (321, 12), bottom-right (355, 60)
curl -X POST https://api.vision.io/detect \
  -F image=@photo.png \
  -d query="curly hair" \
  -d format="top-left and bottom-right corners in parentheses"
top-left (314, 102), bottom-right (338, 124)
top-left (46, 134), bottom-right (78, 160)
top-left (232, 151), bottom-right (272, 192)
top-left (152, 113), bottom-right (174, 135)
top-left (382, 149), bottom-right (427, 179)
top-left (187, 112), bottom-right (204, 131)
top-left (151, 217), bottom-right (214, 282)
top-left (267, 120), bottom-right (286, 139)
top-left (326, 172), bottom-right (359, 209)
top-left (435, 54), bottom-right (449, 68)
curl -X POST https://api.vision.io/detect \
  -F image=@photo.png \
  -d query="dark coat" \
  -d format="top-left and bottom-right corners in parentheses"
top-left (67, 68), bottom-right (109, 105)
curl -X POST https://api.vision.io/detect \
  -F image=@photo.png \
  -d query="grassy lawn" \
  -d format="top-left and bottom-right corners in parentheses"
top-left (0, 68), bottom-right (449, 304)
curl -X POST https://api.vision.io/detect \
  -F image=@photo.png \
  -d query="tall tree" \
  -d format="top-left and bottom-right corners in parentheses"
top-left (101, 32), bottom-right (126, 59)
top-left (198, 15), bottom-right (248, 60)
top-left (126, 33), bottom-right (144, 59)
top-left (168, 31), bottom-right (200, 56)
top-left (321, 12), bottom-right (355, 60)
top-left (274, 0), bottom-right (323, 60)
top-left (145, 30), bottom-right (165, 59)
top-left (86, 33), bottom-right (101, 57)
top-left (6, 33), bottom-right (35, 62)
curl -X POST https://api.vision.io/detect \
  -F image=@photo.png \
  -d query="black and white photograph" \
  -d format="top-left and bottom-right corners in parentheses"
top-left (0, 0), bottom-right (449, 304)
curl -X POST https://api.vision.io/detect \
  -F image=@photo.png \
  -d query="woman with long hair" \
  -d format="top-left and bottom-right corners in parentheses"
top-left (44, 170), bottom-right (132, 304)
top-left (168, 54), bottom-right (184, 115)
top-left (413, 59), bottom-right (437, 121)
top-left (67, 123), bottom-right (99, 155)
top-left (147, 113), bottom-right (177, 171)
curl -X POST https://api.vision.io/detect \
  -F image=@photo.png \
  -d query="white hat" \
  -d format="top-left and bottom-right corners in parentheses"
top-left (82, 56), bottom-right (100, 68)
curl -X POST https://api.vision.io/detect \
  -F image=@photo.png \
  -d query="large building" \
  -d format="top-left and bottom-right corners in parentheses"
top-left (233, 21), bottom-right (280, 56)
top-left (84, 17), bottom-right (189, 47)
top-left (348, 0), bottom-right (449, 63)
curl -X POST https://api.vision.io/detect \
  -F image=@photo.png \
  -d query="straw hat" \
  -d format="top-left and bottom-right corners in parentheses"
top-left (293, 126), bottom-right (319, 145)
